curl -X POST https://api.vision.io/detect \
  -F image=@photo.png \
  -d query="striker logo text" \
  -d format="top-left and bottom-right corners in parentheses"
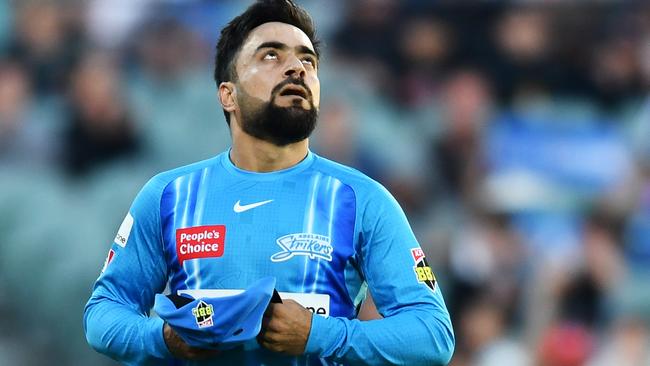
top-left (270, 233), bottom-right (333, 262)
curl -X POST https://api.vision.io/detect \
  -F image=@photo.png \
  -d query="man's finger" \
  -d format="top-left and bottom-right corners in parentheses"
top-left (257, 337), bottom-right (273, 352)
top-left (257, 331), bottom-right (275, 350)
top-left (264, 302), bottom-right (277, 316)
top-left (261, 312), bottom-right (272, 329)
top-left (258, 334), bottom-right (283, 353)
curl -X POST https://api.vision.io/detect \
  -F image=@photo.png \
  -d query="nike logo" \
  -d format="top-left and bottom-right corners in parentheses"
top-left (233, 199), bottom-right (274, 213)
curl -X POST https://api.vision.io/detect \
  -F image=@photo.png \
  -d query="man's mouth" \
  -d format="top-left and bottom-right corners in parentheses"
top-left (279, 85), bottom-right (309, 99)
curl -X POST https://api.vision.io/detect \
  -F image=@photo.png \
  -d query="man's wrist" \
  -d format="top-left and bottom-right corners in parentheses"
top-left (304, 314), bottom-right (343, 357)
top-left (152, 317), bottom-right (173, 358)
top-left (162, 323), bottom-right (173, 354)
top-left (163, 322), bottom-right (186, 358)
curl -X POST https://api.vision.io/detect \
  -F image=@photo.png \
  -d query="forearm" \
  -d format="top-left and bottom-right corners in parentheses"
top-left (83, 296), bottom-right (171, 365)
top-left (306, 309), bottom-right (454, 365)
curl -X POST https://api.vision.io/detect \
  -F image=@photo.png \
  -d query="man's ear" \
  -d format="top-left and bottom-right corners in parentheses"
top-left (219, 82), bottom-right (237, 113)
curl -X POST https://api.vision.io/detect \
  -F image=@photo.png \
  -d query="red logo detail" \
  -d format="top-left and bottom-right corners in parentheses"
top-left (411, 248), bottom-right (425, 263)
top-left (176, 225), bottom-right (226, 264)
top-left (102, 249), bottom-right (115, 273)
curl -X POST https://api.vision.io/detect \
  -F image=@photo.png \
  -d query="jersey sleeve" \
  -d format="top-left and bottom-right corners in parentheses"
top-left (305, 183), bottom-right (455, 365)
top-left (83, 175), bottom-right (172, 365)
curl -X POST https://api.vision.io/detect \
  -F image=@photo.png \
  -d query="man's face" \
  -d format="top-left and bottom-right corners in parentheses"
top-left (232, 22), bottom-right (320, 146)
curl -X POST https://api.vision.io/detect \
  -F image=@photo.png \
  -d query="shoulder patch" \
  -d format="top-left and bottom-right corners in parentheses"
top-left (114, 213), bottom-right (134, 247)
top-left (411, 248), bottom-right (437, 292)
top-left (101, 249), bottom-right (115, 274)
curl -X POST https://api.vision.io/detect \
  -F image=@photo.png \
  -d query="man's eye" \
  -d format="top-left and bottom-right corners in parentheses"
top-left (263, 52), bottom-right (278, 60)
top-left (302, 58), bottom-right (315, 66)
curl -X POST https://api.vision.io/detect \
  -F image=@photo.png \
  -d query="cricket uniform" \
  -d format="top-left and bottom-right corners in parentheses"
top-left (84, 150), bottom-right (454, 365)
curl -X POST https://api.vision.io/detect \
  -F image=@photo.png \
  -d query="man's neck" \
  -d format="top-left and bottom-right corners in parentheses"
top-left (230, 129), bottom-right (309, 173)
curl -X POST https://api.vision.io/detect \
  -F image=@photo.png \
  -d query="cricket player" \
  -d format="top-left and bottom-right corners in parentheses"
top-left (83, 1), bottom-right (454, 364)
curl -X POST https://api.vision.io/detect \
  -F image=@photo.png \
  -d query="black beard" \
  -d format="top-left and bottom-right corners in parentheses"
top-left (238, 79), bottom-right (318, 147)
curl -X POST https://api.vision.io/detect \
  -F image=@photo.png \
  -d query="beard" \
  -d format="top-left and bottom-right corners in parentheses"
top-left (237, 78), bottom-right (318, 147)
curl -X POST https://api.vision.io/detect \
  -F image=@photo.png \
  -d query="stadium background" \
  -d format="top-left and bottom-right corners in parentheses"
top-left (0, 0), bottom-right (649, 365)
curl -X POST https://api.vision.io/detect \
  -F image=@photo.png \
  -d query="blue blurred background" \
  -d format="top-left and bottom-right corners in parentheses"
top-left (0, 0), bottom-right (649, 365)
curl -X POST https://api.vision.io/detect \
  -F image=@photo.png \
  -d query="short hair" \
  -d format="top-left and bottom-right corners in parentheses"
top-left (215, 0), bottom-right (321, 125)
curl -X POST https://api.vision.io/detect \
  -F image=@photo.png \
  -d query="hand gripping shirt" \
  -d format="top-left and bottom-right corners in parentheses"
top-left (83, 150), bottom-right (454, 365)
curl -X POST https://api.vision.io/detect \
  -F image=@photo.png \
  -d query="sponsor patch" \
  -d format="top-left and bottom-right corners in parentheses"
top-left (114, 213), bottom-right (134, 247)
top-left (270, 233), bottom-right (333, 262)
top-left (283, 292), bottom-right (330, 316)
top-left (179, 289), bottom-right (331, 317)
top-left (411, 248), bottom-right (437, 292)
top-left (192, 300), bottom-right (214, 328)
top-left (176, 225), bottom-right (226, 264)
top-left (101, 249), bottom-right (115, 273)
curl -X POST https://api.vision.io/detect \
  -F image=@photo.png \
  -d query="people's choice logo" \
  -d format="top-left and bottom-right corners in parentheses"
top-left (270, 233), bottom-right (333, 262)
top-left (176, 225), bottom-right (226, 264)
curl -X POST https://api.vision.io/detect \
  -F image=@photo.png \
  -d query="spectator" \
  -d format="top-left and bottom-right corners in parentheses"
top-left (6, 1), bottom-right (84, 95)
top-left (488, 7), bottom-right (558, 105)
top-left (63, 50), bottom-right (140, 176)
top-left (395, 16), bottom-right (453, 108)
top-left (0, 60), bottom-right (58, 167)
top-left (588, 316), bottom-right (650, 366)
top-left (537, 322), bottom-right (594, 366)
top-left (432, 68), bottom-right (492, 201)
top-left (557, 213), bottom-right (625, 329)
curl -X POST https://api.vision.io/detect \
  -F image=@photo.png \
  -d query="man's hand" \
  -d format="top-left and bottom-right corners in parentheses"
top-left (163, 323), bottom-right (221, 360)
top-left (257, 299), bottom-right (313, 355)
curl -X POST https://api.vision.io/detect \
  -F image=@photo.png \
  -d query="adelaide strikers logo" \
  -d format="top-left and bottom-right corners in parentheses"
top-left (270, 233), bottom-right (333, 262)
top-left (411, 248), bottom-right (437, 292)
top-left (192, 300), bottom-right (214, 328)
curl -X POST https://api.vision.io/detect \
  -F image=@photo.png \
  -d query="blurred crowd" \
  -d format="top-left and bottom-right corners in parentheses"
top-left (0, 0), bottom-right (649, 365)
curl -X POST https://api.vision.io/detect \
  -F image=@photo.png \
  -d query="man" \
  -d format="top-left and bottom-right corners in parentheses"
top-left (83, 1), bottom-right (454, 365)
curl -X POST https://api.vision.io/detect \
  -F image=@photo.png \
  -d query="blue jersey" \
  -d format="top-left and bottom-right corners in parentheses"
top-left (84, 150), bottom-right (454, 365)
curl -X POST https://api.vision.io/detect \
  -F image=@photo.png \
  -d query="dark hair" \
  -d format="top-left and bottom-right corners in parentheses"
top-left (215, 0), bottom-right (321, 125)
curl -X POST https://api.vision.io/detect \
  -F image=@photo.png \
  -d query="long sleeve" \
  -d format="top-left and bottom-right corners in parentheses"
top-left (305, 183), bottom-right (455, 365)
top-left (83, 175), bottom-right (172, 365)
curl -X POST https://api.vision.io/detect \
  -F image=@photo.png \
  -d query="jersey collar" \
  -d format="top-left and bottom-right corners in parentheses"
top-left (221, 148), bottom-right (315, 181)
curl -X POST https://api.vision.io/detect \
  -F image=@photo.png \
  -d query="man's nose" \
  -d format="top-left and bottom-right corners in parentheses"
top-left (284, 56), bottom-right (306, 78)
